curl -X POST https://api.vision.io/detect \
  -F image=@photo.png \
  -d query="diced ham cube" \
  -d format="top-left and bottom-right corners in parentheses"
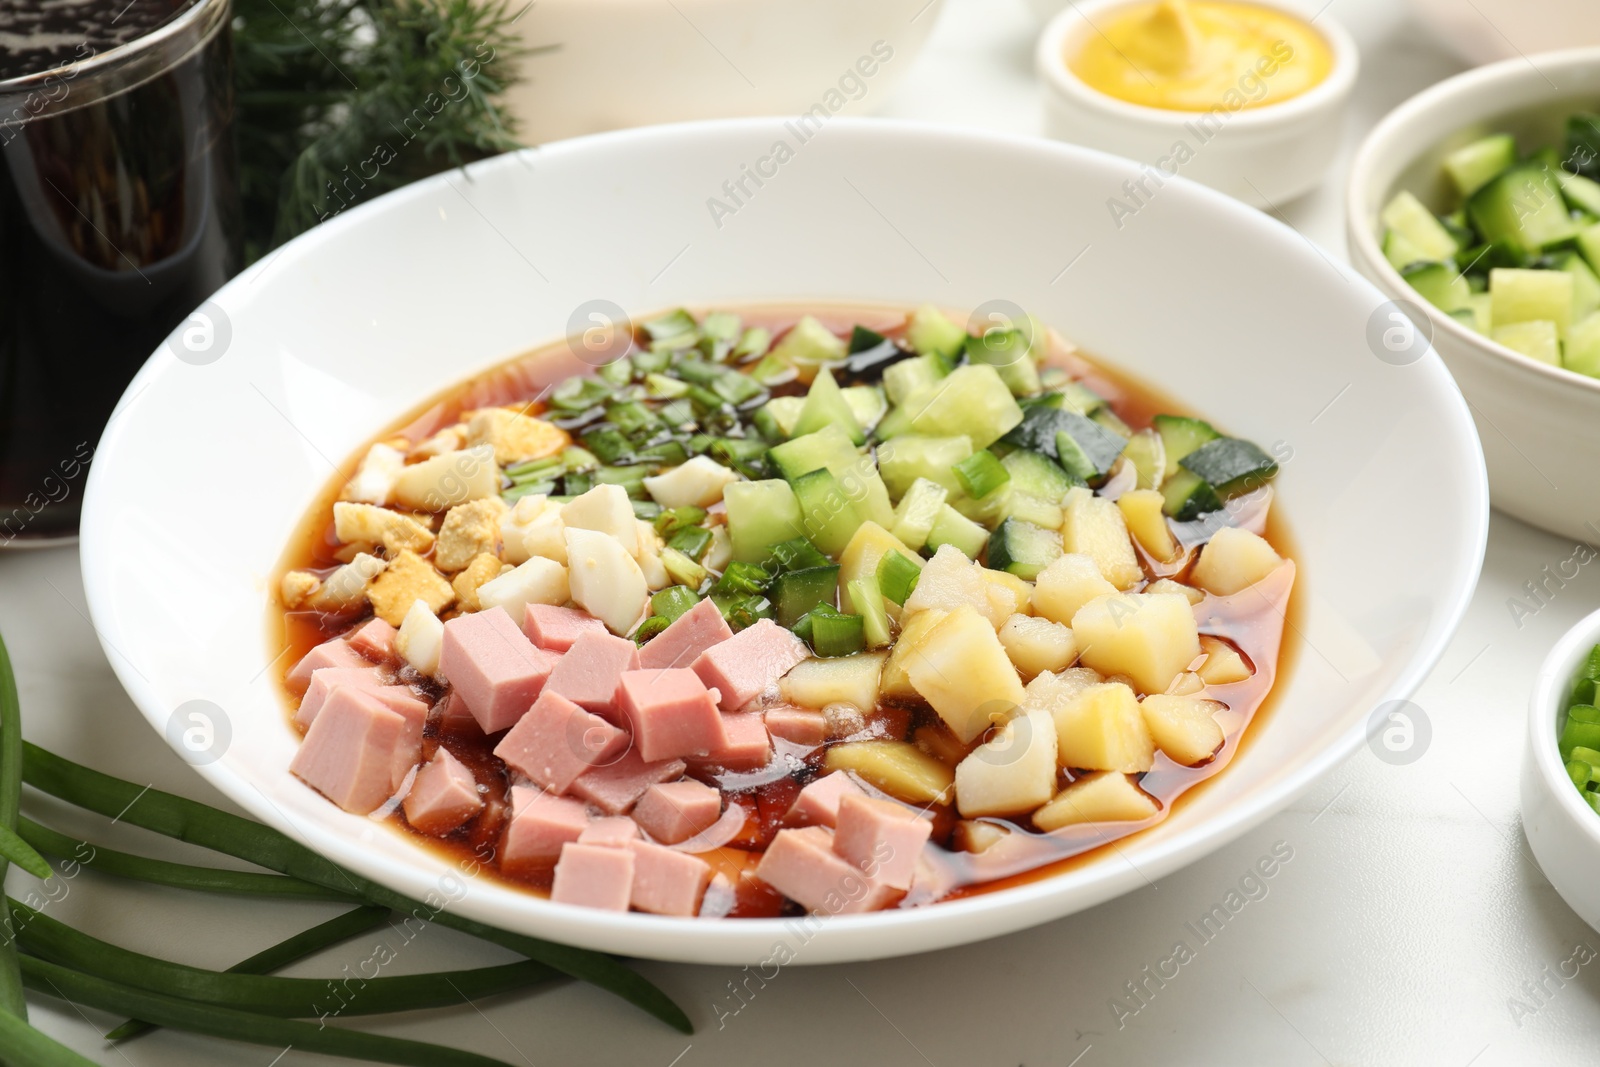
top-left (384, 689), bottom-right (429, 791)
top-left (286, 638), bottom-right (371, 694)
top-left (690, 712), bottom-right (770, 772)
top-left (346, 618), bottom-right (399, 664)
top-left (570, 747), bottom-right (687, 815)
top-left (692, 619), bottom-right (808, 711)
top-left (439, 690), bottom-right (475, 727)
top-left (290, 687), bottom-right (411, 814)
top-left (294, 667), bottom-right (385, 728)
top-left (578, 816), bottom-right (641, 847)
top-left (785, 771), bottom-right (866, 829)
top-left (756, 826), bottom-right (900, 914)
top-left (832, 795), bottom-right (933, 891)
top-left (627, 840), bottom-right (713, 916)
top-left (638, 597), bottom-right (733, 671)
top-left (493, 689), bottom-right (629, 794)
top-left (524, 604), bottom-right (608, 653)
top-left (632, 780), bottom-right (723, 845)
top-left (403, 748), bottom-right (483, 835)
top-left (764, 707), bottom-right (827, 747)
top-left (543, 631), bottom-right (640, 717)
top-left (439, 609), bottom-right (555, 733)
top-left (500, 785), bottom-right (589, 868)
top-left (617, 669), bottom-right (727, 762)
top-left (551, 842), bottom-right (635, 911)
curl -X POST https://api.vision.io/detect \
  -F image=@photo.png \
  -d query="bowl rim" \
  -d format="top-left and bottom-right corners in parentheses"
top-left (1034, 0), bottom-right (1359, 131)
top-left (79, 116), bottom-right (1491, 963)
top-left (1346, 45), bottom-right (1600, 392)
top-left (1528, 606), bottom-right (1600, 847)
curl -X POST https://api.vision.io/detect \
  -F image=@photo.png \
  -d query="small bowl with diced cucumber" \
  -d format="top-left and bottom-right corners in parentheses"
top-left (1349, 47), bottom-right (1600, 542)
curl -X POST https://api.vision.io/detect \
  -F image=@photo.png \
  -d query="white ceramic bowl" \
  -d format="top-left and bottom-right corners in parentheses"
top-left (1034, 0), bottom-right (1358, 209)
top-left (1347, 48), bottom-right (1600, 543)
top-left (1524, 608), bottom-right (1600, 934)
top-left (502, 0), bottom-right (942, 145)
top-left (81, 118), bottom-right (1487, 966)
top-left (1409, 0), bottom-right (1600, 67)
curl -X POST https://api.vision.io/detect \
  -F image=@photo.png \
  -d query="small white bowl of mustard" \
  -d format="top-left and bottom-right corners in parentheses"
top-left (1035, 0), bottom-right (1358, 209)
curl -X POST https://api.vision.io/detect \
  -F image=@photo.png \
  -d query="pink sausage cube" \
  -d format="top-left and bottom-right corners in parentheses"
top-left (403, 748), bottom-right (483, 835)
top-left (764, 707), bottom-right (828, 748)
top-left (638, 597), bottom-right (733, 671)
top-left (543, 631), bottom-right (640, 717)
top-left (290, 687), bottom-right (407, 814)
top-left (627, 840), bottom-right (713, 916)
top-left (570, 748), bottom-right (687, 815)
top-left (578, 816), bottom-right (641, 847)
top-left (756, 826), bottom-right (900, 914)
top-left (500, 785), bottom-right (589, 869)
top-left (690, 712), bottom-right (771, 772)
top-left (439, 690), bottom-right (476, 727)
top-left (551, 842), bottom-right (635, 911)
top-left (524, 604), bottom-right (607, 653)
top-left (833, 795), bottom-right (932, 891)
top-left (785, 771), bottom-right (866, 829)
top-left (493, 689), bottom-right (629, 794)
top-left (440, 609), bottom-right (555, 734)
top-left (346, 617), bottom-right (399, 664)
top-left (692, 619), bottom-right (808, 711)
top-left (294, 667), bottom-right (385, 728)
top-left (286, 638), bottom-right (371, 694)
top-left (618, 669), bottom-right (727, 762)
top-left (632, 780), bottom-right (723, 845)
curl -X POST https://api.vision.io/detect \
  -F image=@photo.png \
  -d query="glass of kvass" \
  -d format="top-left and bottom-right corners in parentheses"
top-left (0, 0), bottom-right (241, 544)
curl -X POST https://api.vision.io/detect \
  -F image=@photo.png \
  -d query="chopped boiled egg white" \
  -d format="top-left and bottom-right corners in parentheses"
top-left (305, 552), bottom-right (386, 613)
top-left (390, 444), bottom-right (499, 512)
top-left (634, 519), bottom-right (670, 590)
top-left (642, 455), bottom-right (739, 509)
top-left (341, 443), bottom-right (406, 505)
top-left (561, 484), bottom-right (637, 557)
top-left (563, 527), bottom-right (647, 634)
top-left (395, 598), bottom-right (445, 676)
top-left (477, 555), bottom-right (569, 619)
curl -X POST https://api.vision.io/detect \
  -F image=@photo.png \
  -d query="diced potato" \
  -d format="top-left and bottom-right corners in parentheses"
top-left (780, 651), bottom-right (888, 712)
top-left (306, 552), bottom-right (388, 614)
top-left (280, 570), bottom-right (321, 609)
top-left (1033, 772), bottom-right (1160, 831)
top-left (1146, 578), bottom-right (1203, 605)
top-left (1191, 527), bottom-right (1284, 596)
top-left (1060, 487), bottom-right (1142, 589)
top-left (880, 609), bottom-right (948, 699)
top-left (906, 606), bottom-right (1027, 742)
top-left (477, 555), bottom-right (569, 620)
top-left (395, 598), bottom-right (445, 677)
top-left (952, 819), bottom-right (1011, 853)
top-left (451, 552), bottom-right (505, 612)
top-left (980, 568), bottom-right (1032, 620)
top-left (1050, 682), bottom-right (1155, 773)
top-left (564, 528), bottom-right (647, 634)
top-left (561, 484), bottom-right (638, 556)
top-left (642, 455), bottom-right (739, 509)
top-left (365, 550), bottom-right (453, 625)
top-left (465, 407), bottom-right (568, 465)
top-left (1197, 635), bottom-right (1252, 685)
top-left (1139, 694), bottom-right (1225, 766)
top-left (913, 722), bottom-right (972, 766)
top-left (838, 522), bottom-right (922, 604)
top-left (955, 709), bottom-right (1059, 817)
top-left (1166, 671), bottom-right (1205, 696)
top-left (342, 443), bottom-right (406, 506)
top-left (332, 502), bottom-right (434, 555)
top-left (1071, 592), bottom-right (1200, 695)
top-left (903, 544), bottom-right (1001, 625)
top-left (824, 741), bottom-right (954, 805)
top-left (391, 444), bottom-right (499, 511)
top-left (1020, 666), bottom-right (1104, 717)
top-left (1116, 489), bottom-right (1177, 562)
top-left (434, 497), bottom-right (507, 572)
top-left (1031, 553), bottom-right (1116, 625)
top-left (998, 614), bottom-right (1078, 678)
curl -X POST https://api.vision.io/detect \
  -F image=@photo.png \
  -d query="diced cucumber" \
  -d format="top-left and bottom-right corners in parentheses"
top-left (876, 550), bottom-right (922, 605)
top-left (890, 477), bottom-right (948, 550)
top-left (1441, 210), bottom-right (1475, 247)
top-left (1567, 114), bottom-right (1600, 179)
top-left (771, 565), bottom-right (840, 628)
top-left (1443, 133), bottom-right (1517, 198)
top-left (953, 450), bottom-right (1011, 499)
top-left (1466, 291), bottom-right (1492, 334)
top-left (1491, 319), bottom-right (1561, 365)
top-left (757, 395), bottom-right (804, 439)
top-left (1001, 405), bottom-right (1076, 458)
top-left (846, 576), bottom-right (893, 649)
top-left (1558, 169), bottom-right (1600, 218)
top-left (1380, 190), bottom-right (1460, 261)
top-left (792, 367), bottom-right (865, 445)
top-left (883, 354), bottom-right (948, 408)
top-left (1383, 229), bottom-right (1433, 271)
top-left (1579, 221), bottom-right (1600, 275)
top-left (1468, 162), bottom-right (1578, 255)
top-left (791, 467), bottom-right (864, 556)
top-left (986, 517), bottom-right (1063, 580)
top-left (1565, 311), bottom-right (1600, 377)
top-left (1179, 437), bottom-right (1279, 496)
top-left (766, 536), bottom-right (831, 572)
top-left (842, 385), bottom-right (888, 431)
top-left (769, 315), bottom-right (847, 372)
top-left (848, 326), bottom-right (887, 353)
top-left (1402, 261), bottom-right (1471, 314)
top-left (769, 424), bottom-right (858, 480)
top-left (925, 504), bottom-right (988, 559)
top-left (877, 434), bottom-right (972, 499)
top-left (1151, 414), bottom-right (1220, 479)
top-left (642, 308), bottom-right (697, 341)
top-left (904, 304), bottom-right (968, 360)
top-left (1556, 251), bottom-right (1600, 322)
top-left (724, 479), bottom-right (803, 563)
top-left (1000, 490), bottom-right (1065, 530)
top-left (964, 328), bottom-right (1041, 397)
top-left (1090, 406), bottom-right (1133, 438)
top-left (1001, 448), bottom-right (1079, 502)
top-left (1490, 267), bottom-right (1574, 337)
top-left (1161, 468), bottom-right (1224, 520)
top-left (1055, 413), bottom-right (1128, 482)
top-left (892, 364), bottom-right (1024, 449)
top-left (1122, 429), bottom-right (1165, 490)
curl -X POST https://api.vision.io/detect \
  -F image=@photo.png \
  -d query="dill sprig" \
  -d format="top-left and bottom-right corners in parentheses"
top-left (232, 0), bottom-right (535, 261)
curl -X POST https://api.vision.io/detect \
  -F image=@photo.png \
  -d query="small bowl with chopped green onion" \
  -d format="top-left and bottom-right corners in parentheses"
top-left (1524, 610), bottom-right (1600, 933)
top-left (1348, 47), bottom-right (1600, 542)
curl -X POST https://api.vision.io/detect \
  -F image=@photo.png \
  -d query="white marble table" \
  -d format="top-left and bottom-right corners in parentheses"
top-left (12, 1), bottom-right (1600, 1064)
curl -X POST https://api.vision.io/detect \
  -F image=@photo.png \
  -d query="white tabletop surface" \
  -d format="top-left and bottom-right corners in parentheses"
top-left (10, 1), bottom-right (1598, 1064)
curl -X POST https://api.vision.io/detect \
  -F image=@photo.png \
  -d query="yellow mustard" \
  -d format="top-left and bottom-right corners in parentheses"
top-left (1068, 0), bottom-right (1332, 112)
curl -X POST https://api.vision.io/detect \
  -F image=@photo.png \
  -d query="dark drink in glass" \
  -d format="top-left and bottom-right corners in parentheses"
top-left (0, 0), bottom-right (241, 544)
